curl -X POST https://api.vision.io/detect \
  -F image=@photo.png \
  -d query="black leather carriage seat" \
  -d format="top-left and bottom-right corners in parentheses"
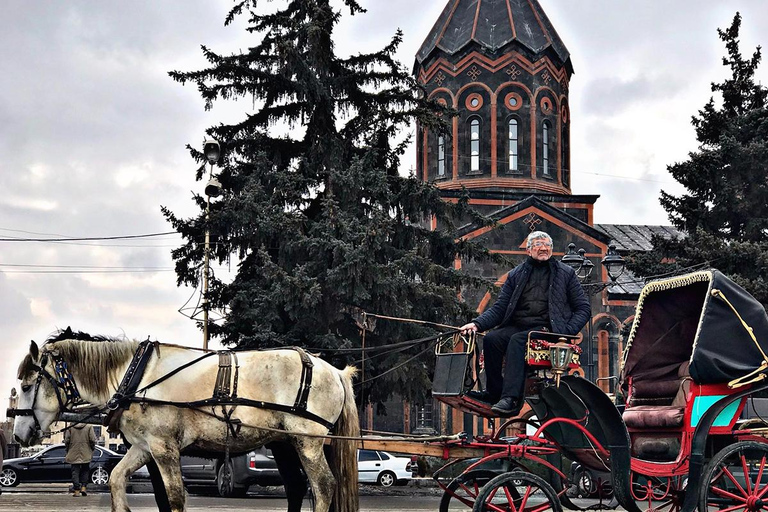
top-left (622, 362), bottom-right (690, 430)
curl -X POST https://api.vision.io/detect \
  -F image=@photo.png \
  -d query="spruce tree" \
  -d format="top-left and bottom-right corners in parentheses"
top-left (163, 0), bottom-right (491, 402)
top-left (629, 13), bottom-right (768, 305)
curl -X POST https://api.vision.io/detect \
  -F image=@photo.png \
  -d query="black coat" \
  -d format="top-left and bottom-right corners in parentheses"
top-left (472, 258), bottom-right (590, 335)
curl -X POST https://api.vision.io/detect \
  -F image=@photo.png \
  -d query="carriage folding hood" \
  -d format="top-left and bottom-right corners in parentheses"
top-left (620, 270), bottom-right (768, 388)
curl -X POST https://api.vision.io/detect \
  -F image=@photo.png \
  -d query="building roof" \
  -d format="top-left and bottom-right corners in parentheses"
top-left (415, 0), bottom-right (572, 72)
top-left (594, 224), bottom-right (685, 252)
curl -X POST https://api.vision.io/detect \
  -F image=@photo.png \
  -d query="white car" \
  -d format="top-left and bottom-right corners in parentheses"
top-left (357, 450), bottom-right (412, 487)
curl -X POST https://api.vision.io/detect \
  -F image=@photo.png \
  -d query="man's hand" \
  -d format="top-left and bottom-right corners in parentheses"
top-left (459, 322), bottom-right (478, 334)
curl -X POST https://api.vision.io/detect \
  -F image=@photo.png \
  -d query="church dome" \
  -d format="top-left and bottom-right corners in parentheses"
top-left (415, 0), bottom-right (572, 74)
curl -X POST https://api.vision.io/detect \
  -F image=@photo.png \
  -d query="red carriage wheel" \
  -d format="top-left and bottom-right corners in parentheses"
top-left (700, 441), bottom-right (768, 512)
top-left (440, 470), bottom-right (502, 512)
top-left (472, 472), bottom-right (562, 512)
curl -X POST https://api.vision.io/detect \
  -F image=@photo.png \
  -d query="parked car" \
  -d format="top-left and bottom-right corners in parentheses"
top-left (0, 444), bottom-right (122, 487)
top-left (132, 446), bottom-right (283, 498)
top-left (570, 462), bottom-right (613, 499)
top-left (357, 450), bottom-right (412, 487)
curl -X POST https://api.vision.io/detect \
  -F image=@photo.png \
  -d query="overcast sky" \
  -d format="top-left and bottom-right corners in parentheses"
top-left (1, 0), bottom-right (767, 419)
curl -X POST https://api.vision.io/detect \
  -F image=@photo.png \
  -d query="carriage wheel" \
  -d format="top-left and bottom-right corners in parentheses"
top-left (472, 472), bottom-right (562, 512)
top-left (630, 472), bottom-right (685, 512)
top-left (440, 470), bottom-right (501, 512)
top-left (700, 441), bottom-right (768, 512)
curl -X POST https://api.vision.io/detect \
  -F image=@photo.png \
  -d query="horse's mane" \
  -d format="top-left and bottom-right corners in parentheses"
top-left (43, 329), bottom-right (141, 401)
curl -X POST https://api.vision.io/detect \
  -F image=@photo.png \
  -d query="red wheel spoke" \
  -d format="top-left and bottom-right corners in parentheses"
top-left (711, 485), bottom-right (749, 502)
top-left (741, 455), bottom-right (753, 495)
top-left (715, 504), bottom-right (749, 512)
top-left (722, 465), bottom-right (749, 498)
top-left (503, 486), bottom-right (516, 512)
top-left (527, 503), bottom-right (552, 512)
top-left (518, 485), bottom-right (532, 512)
top-left (458, 482), bottom-right (479, 498)
top-left (755, 456), bottom-right (767, 498)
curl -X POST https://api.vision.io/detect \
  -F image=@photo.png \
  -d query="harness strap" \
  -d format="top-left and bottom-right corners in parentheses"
top-left (124, 396), bottom-right (335, 430)
top-left (291, 347), bottom-right (314, 410)
top-left (214, 351), bottom-right (234, 399)
top-left (107, 341), bottom-right (156, 411)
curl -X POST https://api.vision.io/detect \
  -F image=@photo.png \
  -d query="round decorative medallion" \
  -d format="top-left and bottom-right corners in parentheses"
top-left (540, 97), bottom-right (553, 114)
top-left (465, 93), bottom-right (483, 111)
top-left (504, 92), bottom-right (523, 111)
top-left (561, 105), bottom-right (569, 123)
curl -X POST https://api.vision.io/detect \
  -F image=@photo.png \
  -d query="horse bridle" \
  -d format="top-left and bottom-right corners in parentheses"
top-left (7, 350), bottom-right (83, 439)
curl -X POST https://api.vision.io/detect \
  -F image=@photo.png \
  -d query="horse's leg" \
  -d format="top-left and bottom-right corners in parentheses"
top-left (268, 441), bottom-right (308, 512)
top-left (146, 458), bottom-right (172, 512)
top-left (293, 438), bottom-right (336, 512)
top-left (109, 445), bottom-right (150, 512)
top-left (121, 435), bottom-right (171, 512)
top-left (148, 440), bottom-right (186, 512)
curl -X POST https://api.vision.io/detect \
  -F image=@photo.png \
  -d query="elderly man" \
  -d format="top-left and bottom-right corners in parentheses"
top-left (460, 231), bottom-right (590, 416)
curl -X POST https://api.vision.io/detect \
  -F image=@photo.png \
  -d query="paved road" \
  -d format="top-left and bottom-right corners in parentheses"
top-left (0, 491), bottom-right (445, 511)
top-left (0, 483), bottom-right (447, 511)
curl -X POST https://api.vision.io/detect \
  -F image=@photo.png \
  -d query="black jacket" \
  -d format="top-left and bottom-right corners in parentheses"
top-left (472, 258), bottom-right (590, 335)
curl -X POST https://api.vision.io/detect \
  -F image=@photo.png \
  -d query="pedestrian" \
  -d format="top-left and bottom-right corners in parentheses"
top-left (64, 423), bottom-right (96, 497)
top-left (0, 425), bottom-right (7, 496)
top-left (460, 231), bottom-right (590, 416)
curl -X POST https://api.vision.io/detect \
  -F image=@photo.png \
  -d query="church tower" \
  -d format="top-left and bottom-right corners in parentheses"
top-left (415, 0), bottom-right (574, 196)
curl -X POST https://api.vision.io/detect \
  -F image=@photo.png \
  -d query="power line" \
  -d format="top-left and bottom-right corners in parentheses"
top-left (0, 231), bottom-right (178, 242)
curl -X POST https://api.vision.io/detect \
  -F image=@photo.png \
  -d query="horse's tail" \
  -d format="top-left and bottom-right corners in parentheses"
top-left (330, 365), bottom-right (359, 512)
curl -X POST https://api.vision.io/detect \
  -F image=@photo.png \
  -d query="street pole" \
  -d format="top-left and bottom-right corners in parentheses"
top-left (203, 193), bottom-right (211, 351)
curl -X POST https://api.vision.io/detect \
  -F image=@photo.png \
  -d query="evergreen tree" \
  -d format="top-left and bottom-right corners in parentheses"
top-left (163, 0), bottom-right (492, 402)
top-left (629, 13), bottom-right (768, 305)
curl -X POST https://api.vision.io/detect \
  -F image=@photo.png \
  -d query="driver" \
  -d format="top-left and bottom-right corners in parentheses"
top-left (460, 231), bottom-right (590, 416)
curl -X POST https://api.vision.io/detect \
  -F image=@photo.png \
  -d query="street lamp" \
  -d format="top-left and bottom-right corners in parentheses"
top-left (202, 138), bottom-right (222, 351)
top-left (560, 244), bottom-right (626, 384)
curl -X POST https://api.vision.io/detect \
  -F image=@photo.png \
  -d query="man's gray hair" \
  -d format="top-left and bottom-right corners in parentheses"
top-left (526, 231), bottom-right (552, 249)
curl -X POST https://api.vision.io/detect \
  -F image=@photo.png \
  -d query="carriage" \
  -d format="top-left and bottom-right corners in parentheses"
top-left (8, 269), bottom-right (768, 512)
top-left (424, 269), bottom-right (768, 512)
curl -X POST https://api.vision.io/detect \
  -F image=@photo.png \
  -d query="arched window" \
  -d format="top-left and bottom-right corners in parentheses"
top-left (470, 119), bottom-right (481, 173)
top-left (437, 135), bottom-right (446, 177)
top-left (542, 121), bottom-right (550, 176)
top-left (508, 119), bottom-right (519, 172)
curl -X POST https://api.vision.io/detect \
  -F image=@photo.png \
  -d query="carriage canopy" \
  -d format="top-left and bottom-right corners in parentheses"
top-left (621, 270), bottom-right (768, 387)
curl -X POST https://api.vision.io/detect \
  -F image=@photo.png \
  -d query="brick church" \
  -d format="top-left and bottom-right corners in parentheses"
top-left (362, 0), bottom-right (682, 435)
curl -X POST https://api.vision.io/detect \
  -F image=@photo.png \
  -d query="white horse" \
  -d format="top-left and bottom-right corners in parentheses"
top-left (13, 330), bottom-right (359, 512)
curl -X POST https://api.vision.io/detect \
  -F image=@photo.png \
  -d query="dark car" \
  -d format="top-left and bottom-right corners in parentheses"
top-left (0, 444), bottom-right (122, 487)
top-left (132, 446), bottom-right (283, 498)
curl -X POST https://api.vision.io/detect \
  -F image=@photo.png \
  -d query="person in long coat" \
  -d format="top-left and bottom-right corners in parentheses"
top-left (64, 424), bottom-right (96, 497)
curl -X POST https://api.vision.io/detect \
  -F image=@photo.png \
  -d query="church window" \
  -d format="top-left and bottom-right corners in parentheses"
top-left (470, 119), bottom-right (480, 173)
top-left (437, 135), bottom-right (446, 177)
top-left (542, 121), bottom-right (550, 176)
top-left (508, 119), bottom-right (519, 172)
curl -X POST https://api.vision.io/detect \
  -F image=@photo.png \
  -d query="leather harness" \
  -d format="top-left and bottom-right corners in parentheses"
top-left (104, 342), bottom-right (332, 433)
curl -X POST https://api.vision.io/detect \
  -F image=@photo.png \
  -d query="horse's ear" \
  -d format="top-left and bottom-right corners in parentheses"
top-left (30, 340), bottom-right (39, 360)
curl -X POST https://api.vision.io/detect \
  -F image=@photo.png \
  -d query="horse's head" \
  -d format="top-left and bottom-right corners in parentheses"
top-left (12, 340), bottom-right (68, 446)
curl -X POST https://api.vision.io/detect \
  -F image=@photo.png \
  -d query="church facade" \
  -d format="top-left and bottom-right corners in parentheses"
top-left (363, 0), bottom-right (682, 435)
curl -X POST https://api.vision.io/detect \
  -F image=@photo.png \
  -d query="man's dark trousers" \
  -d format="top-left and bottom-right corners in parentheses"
top-left (483, 326), bottom-right (539, 401)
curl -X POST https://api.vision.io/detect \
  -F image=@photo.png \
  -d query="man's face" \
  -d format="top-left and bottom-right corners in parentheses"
top-left (527, 237), bottom-right (552, 261)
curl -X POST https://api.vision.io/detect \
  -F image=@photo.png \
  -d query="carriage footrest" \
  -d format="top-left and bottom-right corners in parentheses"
top-left (435, 394), bottom-right (508, 418)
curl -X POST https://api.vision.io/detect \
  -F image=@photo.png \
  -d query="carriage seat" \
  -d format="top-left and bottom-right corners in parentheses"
top-left (622, 362), bottom-right (690, 430)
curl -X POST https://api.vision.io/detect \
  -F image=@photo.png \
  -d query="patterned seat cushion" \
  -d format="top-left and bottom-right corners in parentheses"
top-left (622, 405), bottom-right (685, 429)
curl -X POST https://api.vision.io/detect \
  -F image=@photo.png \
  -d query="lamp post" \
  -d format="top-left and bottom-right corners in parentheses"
top-left (561, 244), bottom-right (625, 383)
top-left (202, 138), bottom-right (222, 351)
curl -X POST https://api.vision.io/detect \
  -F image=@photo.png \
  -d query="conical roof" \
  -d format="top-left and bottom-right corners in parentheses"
top-left (416, 0), bottom-right (572, 73)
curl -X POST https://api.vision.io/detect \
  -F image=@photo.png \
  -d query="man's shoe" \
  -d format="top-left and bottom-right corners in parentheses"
top-left (80, 486), bottom-right (87, 496)
top-left (466, 390), bottom-right (495, 403)
top-left (491, 397), bottom-right (521, 417)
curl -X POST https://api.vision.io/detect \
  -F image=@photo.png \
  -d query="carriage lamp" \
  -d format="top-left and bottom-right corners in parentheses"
top-left (550, 341), bottom-right (574, 388)
top-left (203, 138), bottom-right (221, 165)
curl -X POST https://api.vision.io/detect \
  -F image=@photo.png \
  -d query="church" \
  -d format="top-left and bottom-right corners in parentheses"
top-left (364, 0), bottom-right (682, 435)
